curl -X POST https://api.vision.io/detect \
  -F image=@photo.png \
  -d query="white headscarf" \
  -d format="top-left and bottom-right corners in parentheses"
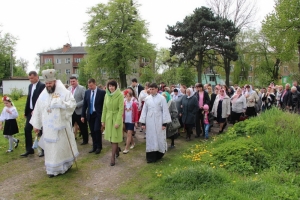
top-left (186, 88), bottom-right (194, 99)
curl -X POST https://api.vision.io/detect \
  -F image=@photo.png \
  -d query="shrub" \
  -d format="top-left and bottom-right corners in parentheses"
top-left (202, 138), bottom-right (270, 174)
top-left (10, 88), bottom-right (23, 101)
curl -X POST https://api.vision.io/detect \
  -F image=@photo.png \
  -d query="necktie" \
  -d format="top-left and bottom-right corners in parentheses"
top-left (90, 90), bottom-right (94, 114)
top-left (71, 87), bottom-right (75, 94)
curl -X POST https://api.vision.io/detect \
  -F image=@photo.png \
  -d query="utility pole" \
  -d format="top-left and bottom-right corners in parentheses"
top-left (10, 50), bottom-right (13, 77)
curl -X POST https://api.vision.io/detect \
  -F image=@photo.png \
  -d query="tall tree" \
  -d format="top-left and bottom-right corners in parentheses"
top-left (214, 17), bottom-right (239, 86)
top-left (83, 0), bottom-right (155, 88)
top-left (206, 0), bottom-right (258, 29)
top-left (0, 29), bottom-right (17, 80)
top-left (262, 0), bottom-right (300, 72)
top-left (166, 7), bottom-right (218, 83)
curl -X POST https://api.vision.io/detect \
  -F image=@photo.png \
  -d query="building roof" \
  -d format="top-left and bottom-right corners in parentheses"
top-left (38, 46), bottom-right (87, 55)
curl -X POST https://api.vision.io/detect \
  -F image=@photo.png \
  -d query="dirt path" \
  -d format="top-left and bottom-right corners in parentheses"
top-left (0, 125), bottom-right (225, 200)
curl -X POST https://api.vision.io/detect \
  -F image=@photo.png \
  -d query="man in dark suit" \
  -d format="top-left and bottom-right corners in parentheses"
top-left (21, 71), bottom-right (45, 157)
top-left (280, 83), bottom-right (291, 110)
top-left (131, 78), bottom-right (144, 97)
top-left (81, 78), bottom-right (106, 154)
top-left (193, 83), bottom-right (210, 138)
top-left (69, 76), bottom-right (88, 145)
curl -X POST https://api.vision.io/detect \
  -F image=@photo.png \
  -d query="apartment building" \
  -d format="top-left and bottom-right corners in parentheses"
top-left (38, 43), bottom-right (152, 85)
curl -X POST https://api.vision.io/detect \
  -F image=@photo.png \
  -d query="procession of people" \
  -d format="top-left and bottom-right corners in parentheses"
top-left (1, 69), bottom-right (299, 178)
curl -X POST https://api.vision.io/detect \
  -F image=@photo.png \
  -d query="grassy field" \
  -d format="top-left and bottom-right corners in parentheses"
top-left (1, 97), bottom-right (300, 199)
top-left (116, 108), bottom-right (300, 199)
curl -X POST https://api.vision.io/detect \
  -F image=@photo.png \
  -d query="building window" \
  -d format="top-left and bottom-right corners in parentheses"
top-left (74, 68), bottom-right (78, 74)
top-left (132, 68), bottom-right (137, 73)
top-left (209, 76), bottom-right (215, 82)
top-left (249, 66), bottom-right (253, 71)
top-left (65, 58), bottom-right (71, 64)
top-left (45, 58), bottom-right (52, 64)
top-left (74, 58), bottom-right (81, 63)
top-left (248, 76), bottom-right (253, 82)
top-left (56, 59), bottom-right (61, 64)
top-left (66, 69), bottom-right (71, 74)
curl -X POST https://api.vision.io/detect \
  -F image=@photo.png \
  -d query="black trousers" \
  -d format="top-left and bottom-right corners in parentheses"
top-left (231, 111), bottom-right (242, 124)
top-left (88, 112), bottom-right (102, 150)
top-left (185, 124), bottom-right (194, 138)
top-left (146, 151), bottom-right (164, 163)
top-left (195, 109), bottom-right (205, 136)
top-left (72, 113), bottom-right (88, 143)
top-left (24, 113), bottom-right (34, 152)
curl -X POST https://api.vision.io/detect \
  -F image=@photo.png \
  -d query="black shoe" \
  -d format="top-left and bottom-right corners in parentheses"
top-left (48, 174), bottom-right (55, 178)
top-left (80, 142), bottom-right (88, 145)
top-left (89, 149), bottom-right (96, 153)
top-left (95, 149), bottom-right (101, 154)
top-left (20, 151), bottom-right (34, 157)
top-left (110, 162), bottom-right (115, 166)
top-left (14, 139), bottom-right (19, 148)
top-left (195, 135), bottom-right (200, 138)
top-left (39, 150), bottom-right (44, 157)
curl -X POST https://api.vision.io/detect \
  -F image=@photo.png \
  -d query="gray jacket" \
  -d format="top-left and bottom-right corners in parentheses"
top-left (231, 94), bottom-right (247, 113)
top-left (69, 85), bottom-right (86, 115)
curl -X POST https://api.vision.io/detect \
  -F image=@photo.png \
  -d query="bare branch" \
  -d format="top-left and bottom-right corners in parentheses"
top-left (206, 0), bottom-right (258, 29)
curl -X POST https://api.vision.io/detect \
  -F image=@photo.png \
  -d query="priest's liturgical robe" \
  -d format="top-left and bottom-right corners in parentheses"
top-left (139, 94), bottom-right (171, 156)
top-left (30, 80), bottom-right (79, 176)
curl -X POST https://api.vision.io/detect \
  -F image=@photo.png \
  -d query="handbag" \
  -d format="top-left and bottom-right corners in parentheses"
top-left (169, 117), bottom-right (181, 131)
top-left (32, 136), bottom-right (39, 149)
top-left (239, 113), bottom-right (248, 121)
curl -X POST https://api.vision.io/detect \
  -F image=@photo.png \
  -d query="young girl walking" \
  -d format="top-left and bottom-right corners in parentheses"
top-left (203, 104), bottom-right (210, 140)
top-left (0, 96), bottom-right (19, 152)
top-left (123, 91), bottom-right (138, 154)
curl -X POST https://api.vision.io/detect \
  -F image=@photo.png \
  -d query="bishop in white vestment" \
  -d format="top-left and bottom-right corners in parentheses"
top-left (30, 69), bottom-right (79, 177)
top-left (140, 83), bottom-right (171, 163)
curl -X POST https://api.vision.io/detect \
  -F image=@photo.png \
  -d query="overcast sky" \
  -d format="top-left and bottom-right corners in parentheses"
top-left (0, 0), bottom-right (275, 72)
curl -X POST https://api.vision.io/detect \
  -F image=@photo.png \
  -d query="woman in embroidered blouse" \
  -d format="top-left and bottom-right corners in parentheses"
top-left (122, 91), bottom-right (138, 154)
top-left (0, 96), bottom-right (19, 153)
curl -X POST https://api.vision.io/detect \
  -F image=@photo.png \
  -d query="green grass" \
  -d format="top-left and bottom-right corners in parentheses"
top-left (2, 98), bottom-right (300, 199)
top-left (117, 108), bottom-right (300, 199)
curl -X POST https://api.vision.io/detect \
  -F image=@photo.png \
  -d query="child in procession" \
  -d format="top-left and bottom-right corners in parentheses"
top-left (0, 96), bottom-right (19, 153)
top-left (123, 91), bottom-right (138, 154)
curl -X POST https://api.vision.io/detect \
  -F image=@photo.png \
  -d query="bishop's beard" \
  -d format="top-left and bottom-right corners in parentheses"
top-left (47, 84), bottom-right (56, 94)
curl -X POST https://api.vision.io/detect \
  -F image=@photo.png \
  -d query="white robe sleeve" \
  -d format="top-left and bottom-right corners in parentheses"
top-left (30, 97), bottom-right (43, 130)
top-left (139, 97), bottom-right (148, 124)
top-left (161, 96), bottom-right (172, 124)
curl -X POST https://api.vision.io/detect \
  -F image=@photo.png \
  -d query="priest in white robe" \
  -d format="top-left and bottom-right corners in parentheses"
top-left (140, 83), bottom-right (171, 163)
top-left (30, 69), bottom-right (79, 178)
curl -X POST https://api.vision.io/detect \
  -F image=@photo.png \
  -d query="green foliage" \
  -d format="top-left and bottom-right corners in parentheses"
top-left (121, 108), bottom-right (300, 199)
top-left (10, 88), bottom-right (23, 101)
top-left (139, 66), bottom-right (155, 83)
top-left (166, 7), bottom-right (239, 85)
top-left (13, 66), bottom-right (27, 77)
top-left (83, 0), bottom-right (155, 88)
top-left (0, 29), bottom-right (17, 80)
top-left (176, 64), bottom-right (196, 86)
